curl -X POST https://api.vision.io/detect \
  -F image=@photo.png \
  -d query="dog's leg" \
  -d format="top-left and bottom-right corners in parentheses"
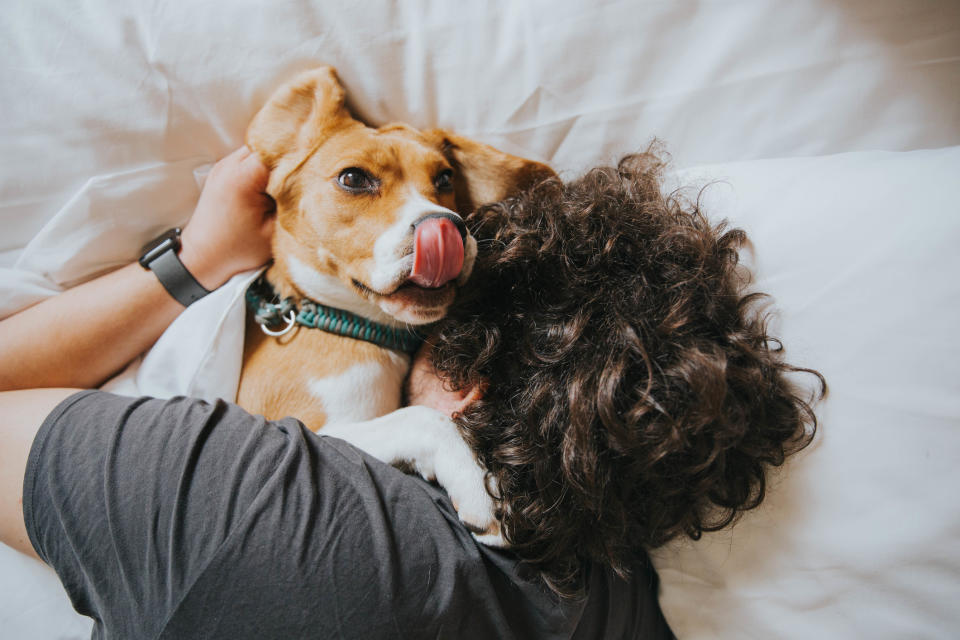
top-left (321, 406), bottom-right (504, 547)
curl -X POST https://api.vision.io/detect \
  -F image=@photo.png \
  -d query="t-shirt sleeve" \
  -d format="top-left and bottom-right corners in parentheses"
top-left (23, 390), bottom-right (329, 638)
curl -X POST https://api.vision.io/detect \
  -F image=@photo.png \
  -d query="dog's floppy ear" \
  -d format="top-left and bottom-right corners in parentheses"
top-left (425, 130), bottom-right (556, 213)
top-left (247, 66), bottom-right (352, 194)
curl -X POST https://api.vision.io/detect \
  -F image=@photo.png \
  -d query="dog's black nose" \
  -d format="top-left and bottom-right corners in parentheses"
top-left (412, 212), bottom-right (467, 240)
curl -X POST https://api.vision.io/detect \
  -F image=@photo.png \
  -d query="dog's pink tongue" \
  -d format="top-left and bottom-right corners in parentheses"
top-left (410, 218), bottom-right (464, 288)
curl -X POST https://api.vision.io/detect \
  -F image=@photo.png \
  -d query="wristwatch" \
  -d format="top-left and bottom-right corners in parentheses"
top-left (138, 228), bottom-right (211, 307)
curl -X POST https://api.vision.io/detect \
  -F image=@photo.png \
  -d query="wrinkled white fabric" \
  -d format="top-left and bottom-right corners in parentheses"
top-left (101, 270), bottom-right (259, 403)
top-left (1, 0), bottom-right (958, 638)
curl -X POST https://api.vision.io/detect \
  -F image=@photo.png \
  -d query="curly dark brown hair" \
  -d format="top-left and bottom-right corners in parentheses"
top-left (430, 149), bottom-right (825, 598)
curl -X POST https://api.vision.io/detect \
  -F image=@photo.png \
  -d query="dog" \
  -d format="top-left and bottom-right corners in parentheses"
top-left (237, 66), bottom-right (554, 540)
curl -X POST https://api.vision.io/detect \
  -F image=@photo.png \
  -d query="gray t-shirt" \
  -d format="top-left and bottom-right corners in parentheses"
top-left (24, 391), bottom-right (673, 639)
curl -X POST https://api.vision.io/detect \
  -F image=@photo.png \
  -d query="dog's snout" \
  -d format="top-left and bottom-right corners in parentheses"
top-left (412, 212), bottom-right (467, 240)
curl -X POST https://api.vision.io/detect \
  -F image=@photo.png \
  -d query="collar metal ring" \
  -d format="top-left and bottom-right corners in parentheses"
top-left (259, 309), bottom-right (297, 337)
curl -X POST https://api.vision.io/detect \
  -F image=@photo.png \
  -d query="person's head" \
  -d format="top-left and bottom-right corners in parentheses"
top-left (411, 149), bottom-right (825, 597)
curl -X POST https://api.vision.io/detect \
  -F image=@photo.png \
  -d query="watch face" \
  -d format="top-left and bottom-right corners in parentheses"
top-left (139, 227), bottom-right (182, 268)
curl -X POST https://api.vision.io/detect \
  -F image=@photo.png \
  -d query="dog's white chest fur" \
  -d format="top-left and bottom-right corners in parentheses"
top-left (308, 353), bottom-right (409, 424)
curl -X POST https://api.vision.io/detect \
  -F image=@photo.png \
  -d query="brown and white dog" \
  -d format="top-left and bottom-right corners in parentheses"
top-left (237, 66), bottom-right (553, 539)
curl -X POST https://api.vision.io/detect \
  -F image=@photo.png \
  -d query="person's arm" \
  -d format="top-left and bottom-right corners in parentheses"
top-left (0, 146), bottom-right (274, 391)
top-left (0, 146), bottom-right (274, 559)
top-left (0, 388), bottom-right (77, 558)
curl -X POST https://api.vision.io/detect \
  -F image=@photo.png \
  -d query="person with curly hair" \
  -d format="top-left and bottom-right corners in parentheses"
top-left (0, 146), bottom-right (821, 638)
top-left (417, 149), bottom-right (825, 597)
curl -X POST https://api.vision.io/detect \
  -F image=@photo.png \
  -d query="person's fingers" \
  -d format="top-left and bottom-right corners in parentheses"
top-left (227, 145), bottom-right (251, 162)
top-left (261, 212), bottom-right (276, 240)
top-left (238, 148), bottom-right (270, 192)
top-left (211, 148), bottom-right (243, 177)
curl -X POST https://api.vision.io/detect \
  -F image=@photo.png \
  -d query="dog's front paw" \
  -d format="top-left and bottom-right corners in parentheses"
top-left (432, 445), bottom-right (504, 547)
top-left (322, 406), bottom-right (506, 546)
top-left (390, 407), bottom-right (504, 546)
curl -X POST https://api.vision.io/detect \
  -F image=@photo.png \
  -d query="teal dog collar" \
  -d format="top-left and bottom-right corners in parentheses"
top-left (246, 275), bottom-right (424, 354)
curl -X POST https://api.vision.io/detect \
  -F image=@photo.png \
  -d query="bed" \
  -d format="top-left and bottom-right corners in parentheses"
top-left (2, 1), bottom-right (958, 637)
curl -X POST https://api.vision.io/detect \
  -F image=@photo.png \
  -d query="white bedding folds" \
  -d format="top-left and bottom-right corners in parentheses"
top-left (1, 1), bottom-right (958, 638)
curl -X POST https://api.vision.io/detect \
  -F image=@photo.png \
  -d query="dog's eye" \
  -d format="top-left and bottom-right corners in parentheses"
top-left (434, 169), bottom-right (454, 193)
top-left (337, 168), bottom-right (376, 192)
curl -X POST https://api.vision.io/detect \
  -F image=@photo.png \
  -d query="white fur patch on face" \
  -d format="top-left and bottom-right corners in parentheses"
top-left (308, 354), bottom-right (409, 424)
top-left (286, 254), bottom-right (402, 327)
top-left (368, 188), bottom-right (466, 292)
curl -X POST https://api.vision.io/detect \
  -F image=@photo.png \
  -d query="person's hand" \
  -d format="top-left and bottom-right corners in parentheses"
top-left (179, 146), bottom-right (276, 290)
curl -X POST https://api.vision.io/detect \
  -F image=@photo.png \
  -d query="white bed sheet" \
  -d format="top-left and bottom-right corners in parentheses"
top-left (1, 1), bottom-right (958, 638)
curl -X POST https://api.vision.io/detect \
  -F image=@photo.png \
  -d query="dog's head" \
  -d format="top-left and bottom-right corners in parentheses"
top-left (247, 66), bottom-right (554, 326)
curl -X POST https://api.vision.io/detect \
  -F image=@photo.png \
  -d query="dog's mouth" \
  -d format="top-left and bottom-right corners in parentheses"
top-left (352, 277), bottom-right (456, 302)
top-left (352, 277), bottom-right (457, 324)
top-left (349, 215), bottom-right (466, 324)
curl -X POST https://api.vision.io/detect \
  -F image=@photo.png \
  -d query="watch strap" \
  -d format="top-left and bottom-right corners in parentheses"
top-left (148, 245), bottom-right (211, 307)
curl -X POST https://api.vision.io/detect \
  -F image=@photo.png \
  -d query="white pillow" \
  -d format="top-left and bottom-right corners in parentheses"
top-left (653, 147), bottom-right (960, 638)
